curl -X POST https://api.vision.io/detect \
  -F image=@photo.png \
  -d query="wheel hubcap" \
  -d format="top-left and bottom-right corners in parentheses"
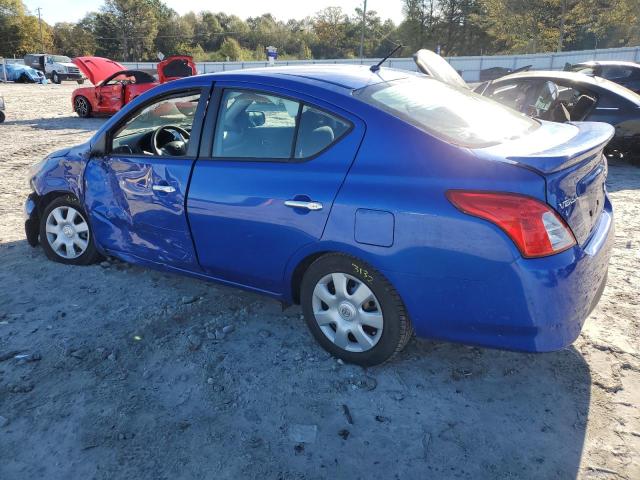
top-left (311, 272), bottom-right (383, 353)
top-left (45, 206), bottom-right (90, 259)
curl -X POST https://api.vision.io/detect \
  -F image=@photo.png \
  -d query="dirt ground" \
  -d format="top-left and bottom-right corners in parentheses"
top-left (0, 82), bottom-right (638, 480)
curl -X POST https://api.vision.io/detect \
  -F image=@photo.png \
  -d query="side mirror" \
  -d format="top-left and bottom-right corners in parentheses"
top-left (247, 111), bottom-right (266, 127)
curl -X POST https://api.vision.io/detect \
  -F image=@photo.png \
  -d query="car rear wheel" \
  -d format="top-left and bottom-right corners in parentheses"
top-left (0, 111), bottom-right (4, 123)
top-left (52, 71), bottom-right (61, 84)
top-left (74, 96), bottom-right (91, 118)
top-left (300, 253), bottom-right (413, 366)
top-left (39, 195), bottom-right (101, 265)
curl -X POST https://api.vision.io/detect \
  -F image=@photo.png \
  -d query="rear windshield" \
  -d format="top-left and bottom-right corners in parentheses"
top-left (354, 77), bottom-right (540, 148)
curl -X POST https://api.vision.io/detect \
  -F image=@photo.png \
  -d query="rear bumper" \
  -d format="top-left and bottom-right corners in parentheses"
top-left (385, 201), bottom-right (614, 353)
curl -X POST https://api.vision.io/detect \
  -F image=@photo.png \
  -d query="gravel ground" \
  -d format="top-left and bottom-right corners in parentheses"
top-left (0, 82), bottom-right (639, 480)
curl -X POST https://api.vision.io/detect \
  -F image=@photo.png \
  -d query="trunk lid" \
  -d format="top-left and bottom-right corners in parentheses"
top-left (413, 49), bottom-right (469, 90)
top-left (478, 121), bottom-right (614, 245)
top-left (72, 56), bottom-right (125, 85)
top-left (157, 55), bottom-right (197, 83)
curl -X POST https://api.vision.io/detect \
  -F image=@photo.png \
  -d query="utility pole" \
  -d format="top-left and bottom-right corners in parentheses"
top-left (557, 0), bottom-right (566, 52)
top-left (359, 0), bottom-right (367, 59)
top-left (36, 7), bottom-right (44, 53)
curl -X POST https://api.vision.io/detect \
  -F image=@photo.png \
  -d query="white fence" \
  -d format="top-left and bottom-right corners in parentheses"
top-left (4, 46), bottom-right (639, 82)
top-left (119, 46), bottom-right (640, 82)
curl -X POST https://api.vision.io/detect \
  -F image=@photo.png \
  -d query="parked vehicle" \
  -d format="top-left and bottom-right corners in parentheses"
top-left (0, 62), bottom-right (47, 84)
top-left (25, 65), bottom-right (614, 365)
top-left (475, 71), bottom-right (640, 161)
top-left (479, 65), bottom-right (532, 82)
top-left (71, 55), bottom-right (197, 117)
top-left (24, 54), bottom-right (84, 84)
top-left (413, 50), bottom-right (640, 162)
top-left (565, 60), bottom-right (640, 94)
top-left (0, 96), bottom-right (5, 123)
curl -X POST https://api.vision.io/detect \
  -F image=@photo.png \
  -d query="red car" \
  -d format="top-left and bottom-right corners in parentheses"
top-left (71, 56), bottom-right (197, 117)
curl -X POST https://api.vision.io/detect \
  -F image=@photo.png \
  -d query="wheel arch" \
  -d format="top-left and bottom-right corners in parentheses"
top-left (32, 190), bottom-right (80, 220)
top-left (286, 242), bottom-right (382, 305)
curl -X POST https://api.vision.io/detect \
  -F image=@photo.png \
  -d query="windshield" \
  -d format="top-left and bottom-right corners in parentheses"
top-left (354, 77), bottom-right (540, 148)
top-left (51, 55), bottom-right (71, 63)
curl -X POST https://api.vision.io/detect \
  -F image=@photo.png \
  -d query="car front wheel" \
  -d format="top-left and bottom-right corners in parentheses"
top-left (300, 253), bottom-right (413, 366)
top-left (39, 195), bottom-right (101, 265)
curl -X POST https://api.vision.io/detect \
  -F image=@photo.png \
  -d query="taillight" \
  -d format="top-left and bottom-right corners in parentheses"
top-left (446, 190), bottom-right (576, 258)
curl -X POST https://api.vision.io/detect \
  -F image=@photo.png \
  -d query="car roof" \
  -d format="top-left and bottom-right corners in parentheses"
top-left (206, 64), bottom-right (413, 91)
top-left (574, 60), bottom-right (640, 68)
top-left (498, 70), bottom-right (607, 84)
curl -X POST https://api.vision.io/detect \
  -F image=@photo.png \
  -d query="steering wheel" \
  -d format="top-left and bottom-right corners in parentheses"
top-left (152, 125), bottom-right (191, 156)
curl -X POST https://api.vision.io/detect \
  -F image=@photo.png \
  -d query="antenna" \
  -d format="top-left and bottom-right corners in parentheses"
top-left (370, 44), bottom-right (403, 73)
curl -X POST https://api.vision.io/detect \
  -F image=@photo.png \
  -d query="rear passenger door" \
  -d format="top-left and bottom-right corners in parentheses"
top-left (187, 83), bottom-right (365, 294)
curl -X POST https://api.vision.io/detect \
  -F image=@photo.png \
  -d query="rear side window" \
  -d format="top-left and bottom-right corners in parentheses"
top-left (213, 89), bottom-right (351, 160)
top-left (601, 66), bottom-right (634, 80)
top-left (295, 106), bottom-right (350, 159)
top-left (354, 77), bottom-right (539, 148)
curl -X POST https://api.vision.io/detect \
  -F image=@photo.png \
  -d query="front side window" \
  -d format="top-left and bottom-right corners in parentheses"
top-left (111, 92), bottom-right (201, 156)
top-left (213, 89), bottom-right (352, 160)
top-left (355, 77), bottom-right (539, 148)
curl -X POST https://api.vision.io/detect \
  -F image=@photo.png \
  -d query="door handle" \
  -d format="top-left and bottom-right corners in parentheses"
top-left (152, 184), bottom-right (176, 193)
top-left (284, 200), bottom-right (323, 211)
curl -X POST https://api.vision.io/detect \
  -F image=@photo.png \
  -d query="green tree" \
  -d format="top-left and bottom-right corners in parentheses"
top-left (218, 37), bottom-right (244, 61)
top-left (102, 0), bottom-right (159, 60)
top-left (53, 22), bottom-right (96, 56)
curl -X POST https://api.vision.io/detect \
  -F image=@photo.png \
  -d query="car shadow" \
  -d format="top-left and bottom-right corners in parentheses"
top-left (2, 116), bottom-right (106, 132)
top-left (606, 160), bottom-right (640, 192)
top-left (366, 339), bottom-right (592, 478)
top-left (0, 238), bottom-right (592, 479)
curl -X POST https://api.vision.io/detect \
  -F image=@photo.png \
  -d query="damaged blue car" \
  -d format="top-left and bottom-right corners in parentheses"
top-left (0, 63), bottom-right (47, 83)
top-left (24, 64), bottom-right (614, 365)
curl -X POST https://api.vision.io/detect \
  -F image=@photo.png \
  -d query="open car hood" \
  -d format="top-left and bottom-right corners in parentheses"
top-left (72, 56), bottom-right (125, 85)
top-left (157, 56), bottom-right (197, 84)
top-left (413, 49), bottom-right (468, 90)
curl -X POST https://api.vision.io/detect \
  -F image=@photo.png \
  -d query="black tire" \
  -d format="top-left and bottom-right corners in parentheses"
top-left (52, 71), bottom-right (61, 84)
top-left (74, 96), bottom-right (91, 118)
top-left (39, 195), bottom-right (102, 266)
top-left (300, 253), bottom-right (413, 366)
top-left (0, 111), bottom-right (5, 123)
top-left (77, 78), bottom-right (85, 85)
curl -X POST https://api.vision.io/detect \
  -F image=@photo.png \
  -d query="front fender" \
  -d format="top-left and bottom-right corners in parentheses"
top-left (29, 143), bottom-right (91, 200)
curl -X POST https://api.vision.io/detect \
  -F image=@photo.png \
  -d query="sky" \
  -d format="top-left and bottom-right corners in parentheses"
top-left (22, 0), bottom-right (405, 26)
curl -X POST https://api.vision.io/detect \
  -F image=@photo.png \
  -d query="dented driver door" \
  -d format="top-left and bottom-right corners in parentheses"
top-left (84, 87), bottom-right (210, 270)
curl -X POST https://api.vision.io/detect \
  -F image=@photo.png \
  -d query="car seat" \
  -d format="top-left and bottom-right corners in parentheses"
top-left (296, 110), bottom-right (335, 158)
top-left (569, 95), bottom-right (597, 121)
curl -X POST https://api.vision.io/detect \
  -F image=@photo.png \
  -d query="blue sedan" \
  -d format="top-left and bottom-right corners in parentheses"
top-left (25, 65), bottom-right (614, 365)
